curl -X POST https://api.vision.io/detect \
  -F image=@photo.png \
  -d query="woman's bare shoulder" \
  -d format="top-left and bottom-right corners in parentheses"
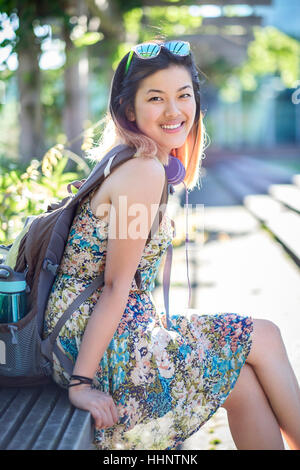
top-left (114, 155), bottom-right (164, 178)
top-left (109, 156), bottom-right (165, 196)
top-left (90, 156), bottom-right (165, 217)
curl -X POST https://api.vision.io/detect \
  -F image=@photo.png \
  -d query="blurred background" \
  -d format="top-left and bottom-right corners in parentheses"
top-left (0, 0), bottom-right (299, 245)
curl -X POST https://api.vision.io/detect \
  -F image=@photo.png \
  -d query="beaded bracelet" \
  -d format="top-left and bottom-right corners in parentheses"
top-left (68, 374), bottom-right (93, 388)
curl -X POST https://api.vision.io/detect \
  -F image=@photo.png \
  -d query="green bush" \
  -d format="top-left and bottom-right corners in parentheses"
top-left (0, 145), bottom-right (88, 245)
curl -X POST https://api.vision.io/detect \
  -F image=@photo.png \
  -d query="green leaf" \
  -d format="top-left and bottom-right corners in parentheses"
top-left (59, 173), bottom-right (78, 183)
top-left (53, 156), bottom-right (68, 175)
top-left (73, 32), bottom-right (103, 48)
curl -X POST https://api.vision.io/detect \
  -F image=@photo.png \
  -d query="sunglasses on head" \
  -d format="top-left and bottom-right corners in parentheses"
top-left (124, 40), bottom-right (191, 75)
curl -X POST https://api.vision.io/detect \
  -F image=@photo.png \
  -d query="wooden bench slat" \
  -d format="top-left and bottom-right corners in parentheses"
top-left (0, 387), bottom-right (41, 449)
top-left (57, 407), bottom-right (94, 450)
top-left (186, 169), bottom-right (238, 206)
top-left (231, 155), bottom-right (294, 183)
top-left (213, 164), bottom-right (257, 203)
top-left (213, 157), bottom-right (295, 205)
top-left (224, 159), bottom-right (290, 194)
top-left (0, 388), bottom-right (19, 416)
top-left (0, 384), bottom-right (94, 450)
top-left (268, 184), bottom-right (300, 213)
top-left (244, 192), bottom-right (300, 262)
top-left (32, 387), bottom-right (74, 450)
top-left (6, 385), bottom-right (61, 450)
top-left (244, 194), bottom-right (285, 222)
top-left (292, 174), bottom-right (300, 188)
top-left (214, 161), bottom-right (265, 196)
top-left (265, 211), bottom-right (300, 262)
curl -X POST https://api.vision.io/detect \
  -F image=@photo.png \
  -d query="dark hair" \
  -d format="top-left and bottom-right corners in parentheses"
top-left (109, 43), bottom-right (201, 138)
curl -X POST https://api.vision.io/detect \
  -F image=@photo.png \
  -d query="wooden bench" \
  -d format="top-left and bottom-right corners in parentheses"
top-left (210, 156), bottom-right (300, 267)
top-left (0, 247), bottom-right (95, 450)
top-left (0, 381), bottom-right (95, 450)
top-left (244, 176), bottom-right (300, 267)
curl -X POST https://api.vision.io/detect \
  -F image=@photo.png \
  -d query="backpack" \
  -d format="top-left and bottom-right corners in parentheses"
top-left (0, 144), bottom-right (174, 387)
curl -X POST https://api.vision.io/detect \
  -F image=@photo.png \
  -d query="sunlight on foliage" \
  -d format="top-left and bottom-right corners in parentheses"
top-left (73, 31), bottom-right (104, 48)
top-left (220, 77), bottom-right (242, 103)
top-left (81, 125), bottom-right (95, 152)
top-left (123, 8), bottom-right (143, 40)
top-left (121, 5), bottom-right (203, 44)
top-left (0, 146), bottom-right (88, 244)
top-left (112, 42), bottom-right (133, 70)
top-left (245, 27), bottom-right (299, 87)
top-left (220, 26), bottom-right (300, 102)
top-left (143, 6), bottom-right (202, 39)
top-left (42, 144), bottom-right (64, 178)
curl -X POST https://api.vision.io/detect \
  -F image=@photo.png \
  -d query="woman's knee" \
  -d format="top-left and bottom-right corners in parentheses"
top-left (247, 318), bottom-right (284, 366)
top-left (257, 318), bottom-right (281, 333)
top-left (254, 318), bottom-right (282, 344)
top-left (222, 363), bottom-right (257, 412)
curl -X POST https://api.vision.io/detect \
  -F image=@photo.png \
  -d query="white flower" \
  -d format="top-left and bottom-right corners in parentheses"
top-left (130, 366), bottom-right (148, 386)
top-left (155, 350), bottom-right (175, 379)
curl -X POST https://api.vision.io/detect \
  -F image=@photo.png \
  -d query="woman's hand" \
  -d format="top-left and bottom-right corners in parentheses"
top-left (68, 384), bottom-right (119, 429)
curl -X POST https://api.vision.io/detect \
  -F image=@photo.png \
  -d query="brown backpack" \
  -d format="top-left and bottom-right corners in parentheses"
top-left (0, 144), bottom-right (173, 386)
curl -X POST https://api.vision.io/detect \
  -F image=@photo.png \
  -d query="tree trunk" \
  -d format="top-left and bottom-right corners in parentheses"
top-left (62, 3), bottom-right (89, 161)
top-left (16, 23), bottom-right (44, 165)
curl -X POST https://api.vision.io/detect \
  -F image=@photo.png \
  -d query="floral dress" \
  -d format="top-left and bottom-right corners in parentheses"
top-left (43, 191), bottom-right (253, 450)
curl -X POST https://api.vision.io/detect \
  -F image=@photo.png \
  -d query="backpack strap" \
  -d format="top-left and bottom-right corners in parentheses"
top-left (70, 144), bottom-right (135, 204)
top-left (41, 272), bottom-right (105, 375)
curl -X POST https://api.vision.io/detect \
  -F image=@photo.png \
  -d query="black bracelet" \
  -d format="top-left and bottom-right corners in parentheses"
top-left (68, 374), bottom-right (93, 388)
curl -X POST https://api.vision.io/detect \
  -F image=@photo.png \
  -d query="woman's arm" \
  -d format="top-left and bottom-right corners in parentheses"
top-left (68, 157), bottom-right (166, 428)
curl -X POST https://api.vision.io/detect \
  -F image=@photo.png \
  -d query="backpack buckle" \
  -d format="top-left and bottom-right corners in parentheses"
top-left (43, 258), bottom-right (59, 275)
top-left (41, 359), bottom-right (53, 376)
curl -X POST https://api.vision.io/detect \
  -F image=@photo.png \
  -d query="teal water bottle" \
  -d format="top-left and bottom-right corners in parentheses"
top-left (0, 266), bottom-right (28, 323)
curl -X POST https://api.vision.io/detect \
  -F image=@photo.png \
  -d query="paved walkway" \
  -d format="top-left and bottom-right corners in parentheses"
top-left (152, 203), bottom-right (300, 450)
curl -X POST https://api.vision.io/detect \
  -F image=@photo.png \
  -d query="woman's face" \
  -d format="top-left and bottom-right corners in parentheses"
top-left (128, 65), bottom-right (197, 156)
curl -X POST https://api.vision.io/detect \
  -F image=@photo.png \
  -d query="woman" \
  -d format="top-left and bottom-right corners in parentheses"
top-left (44, 40), bottom-right (300, 450)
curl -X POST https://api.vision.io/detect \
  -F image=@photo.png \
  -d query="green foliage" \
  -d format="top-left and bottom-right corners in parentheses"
top-left (245, 26), bottom-right (300, 88)
top-left (141, 5), bottom-right (202, 40)
top-left (123, 8), bottom-right (143, 38)
top-left (221, 26), bottom-right (300, 102)
top-left (114, 0), bottom-right (143, 14)
top-left (121, 4), bottom-right (203, 45)
top-left (112, 41), bottom-right (133, 70)
top-left (0, 146), bottom-right (87, 245)
top-left (73, 31), bottom-right (104, 48)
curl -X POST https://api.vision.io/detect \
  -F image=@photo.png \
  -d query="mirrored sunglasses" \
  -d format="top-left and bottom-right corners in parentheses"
top-left (125, 40), bottom-right (190, 75)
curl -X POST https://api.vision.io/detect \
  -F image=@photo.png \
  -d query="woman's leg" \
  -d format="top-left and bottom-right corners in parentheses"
top-left (222, 363), bottom-right (284, 449)
top-left (246, 319), bottom-right (300, 450)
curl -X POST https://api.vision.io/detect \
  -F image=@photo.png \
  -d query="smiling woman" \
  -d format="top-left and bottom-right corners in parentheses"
top-left (43, 38), bottom-right (300, 451)
top-left (96, 39), bottom-right (206, 191)
top-left (126, 66), bottom-right (196, 156)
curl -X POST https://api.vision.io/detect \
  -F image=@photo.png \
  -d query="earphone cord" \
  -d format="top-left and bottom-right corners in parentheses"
top-left (183, 181), bottom-right (192, 309)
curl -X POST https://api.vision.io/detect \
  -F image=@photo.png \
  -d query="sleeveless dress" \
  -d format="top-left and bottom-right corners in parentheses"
top-left (43, 191), bottom-right (253, 450)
